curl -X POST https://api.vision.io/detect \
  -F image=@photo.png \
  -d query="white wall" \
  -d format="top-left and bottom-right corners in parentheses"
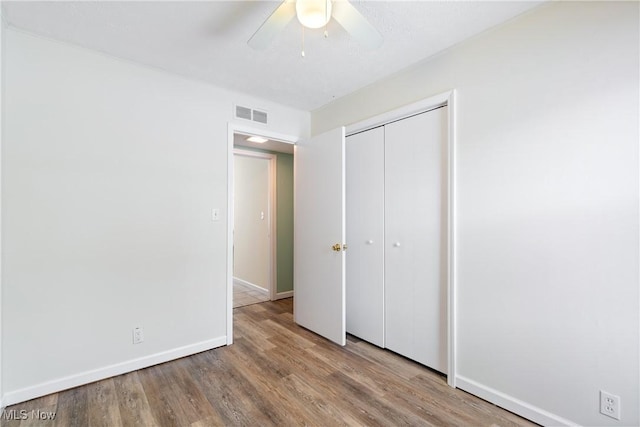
top-left (0, 10), bottom-right (5, 409)
top-left (1, 28), bottom-right (309, 404)
top-left (233, 154), bottom-right (270, 290)
top-left (313, 2), bottom-right (639, 426)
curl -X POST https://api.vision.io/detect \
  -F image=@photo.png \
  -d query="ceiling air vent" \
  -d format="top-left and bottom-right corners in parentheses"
top-left (252, 109), bottom-right (268, 125)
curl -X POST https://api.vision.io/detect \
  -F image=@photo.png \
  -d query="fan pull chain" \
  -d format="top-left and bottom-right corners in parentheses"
top-left (301, 26), bottom-right (305, 58)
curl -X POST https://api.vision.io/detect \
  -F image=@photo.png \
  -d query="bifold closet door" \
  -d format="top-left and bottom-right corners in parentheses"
top-left (384, 106), bottom-right (448, 373)
top-left (346, 127), bottom-right (385, 347)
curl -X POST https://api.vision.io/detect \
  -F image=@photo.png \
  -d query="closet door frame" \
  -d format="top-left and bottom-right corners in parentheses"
top-left (345, 90), bottom-right (457, 388)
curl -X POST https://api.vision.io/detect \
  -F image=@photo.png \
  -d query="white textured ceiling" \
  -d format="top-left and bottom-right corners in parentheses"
top-left (1, 1), bottom-right (544, 111)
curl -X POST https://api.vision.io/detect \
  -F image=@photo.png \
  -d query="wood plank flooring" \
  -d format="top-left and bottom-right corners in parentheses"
top-left (2, 299), bottom-right (537, 426)
top-left (233, 281), bottom-right (269, 308)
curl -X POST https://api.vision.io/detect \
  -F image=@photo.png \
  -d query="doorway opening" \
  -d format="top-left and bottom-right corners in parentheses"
top-left (227, 124), bottom-right (297, 342)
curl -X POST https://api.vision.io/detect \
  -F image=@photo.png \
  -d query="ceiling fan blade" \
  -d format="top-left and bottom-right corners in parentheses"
top-left (248, 0), bottom-right (297, 50)
top-left (331, 0), bottom-right (383, 49)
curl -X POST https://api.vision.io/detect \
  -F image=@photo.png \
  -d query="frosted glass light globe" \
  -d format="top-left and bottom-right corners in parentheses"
top-left (296, 0), bottom-right (332, 29)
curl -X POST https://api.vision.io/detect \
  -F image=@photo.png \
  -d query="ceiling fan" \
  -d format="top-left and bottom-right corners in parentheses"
top-left (248, 0), bottom-right (383, 51)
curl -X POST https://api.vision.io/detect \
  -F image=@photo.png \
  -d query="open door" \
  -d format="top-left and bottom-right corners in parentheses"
top-left (294, 127), bottom-right (346, 346)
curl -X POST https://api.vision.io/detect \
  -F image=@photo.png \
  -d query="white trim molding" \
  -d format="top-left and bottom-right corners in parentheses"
top-left (2, 337), bottom-right (227, 407)
top-left (445, 90), bottom-right (457, 388)
top-left (456, 376), bottom-right (578, 427)
top-left (0, 11), bottom-right (5, 410)
top-left (231, 123), bottom-right (299, 145)
top-left (273, 290), bottom-right (293, 300)
top-left (0, 21), bottom-right (3, 414)
top-left (233, 277), bottom-right (269, 295)
top-left (345, 91), bottom-right (453, 137)
top-left (227, 124), bottom-right (235, 345)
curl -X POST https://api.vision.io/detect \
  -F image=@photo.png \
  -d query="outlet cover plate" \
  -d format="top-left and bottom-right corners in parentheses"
top-left (133, 327), bottom-right (144, 344)
top-left (600, 390), bottom-right (621, 420)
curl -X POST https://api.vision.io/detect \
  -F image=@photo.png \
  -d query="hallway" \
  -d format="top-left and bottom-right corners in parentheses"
top-left (233, 280), bottom-right (269, 308)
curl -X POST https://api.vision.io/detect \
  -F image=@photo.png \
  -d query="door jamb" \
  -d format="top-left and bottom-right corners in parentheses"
top-left (345, 90), bottom-right (457, 388)
top-left (226, 123), bottom-right (297, 345)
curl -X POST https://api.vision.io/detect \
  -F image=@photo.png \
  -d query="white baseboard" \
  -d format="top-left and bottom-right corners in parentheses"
top-left (273, 290), bottom-right (293, 300)
top-left (456, 376), bottom-right (578, 426)
top-left (2, 336), bottom-right (227, 407)
top-left (233, 277), bottom-right (268, 294)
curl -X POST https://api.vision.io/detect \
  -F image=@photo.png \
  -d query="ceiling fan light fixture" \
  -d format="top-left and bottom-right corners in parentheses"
top-left (296, 0), bottom-right (332, 29)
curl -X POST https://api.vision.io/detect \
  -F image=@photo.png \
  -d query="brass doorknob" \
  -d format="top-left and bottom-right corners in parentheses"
top-left (332, 243), bottom-right (342, 252)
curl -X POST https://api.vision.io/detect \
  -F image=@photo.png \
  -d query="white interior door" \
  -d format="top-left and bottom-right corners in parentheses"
top-left (346, 127), bottom-right (385, 347)
top-left (294, 127), bottom-right (346, 346)
top-left (385, 106), bottom-right (448, 373)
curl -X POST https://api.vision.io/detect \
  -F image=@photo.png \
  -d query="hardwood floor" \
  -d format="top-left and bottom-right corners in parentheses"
top-left (233, 281), bottom-right (269, 308)
top-left (2, 299), bottom-right (537, 426)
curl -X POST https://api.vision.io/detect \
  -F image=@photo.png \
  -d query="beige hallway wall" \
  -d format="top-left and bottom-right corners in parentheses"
top-left (234, 154), bottom-right (270, 290)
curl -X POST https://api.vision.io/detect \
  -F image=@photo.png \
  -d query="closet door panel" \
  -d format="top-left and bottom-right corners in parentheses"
top-left (384, 107), bottom-right (448, 373)
top-left (346, 127), bottom-right (385, 347)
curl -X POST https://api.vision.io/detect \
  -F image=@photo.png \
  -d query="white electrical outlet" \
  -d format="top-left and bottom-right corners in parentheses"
top-left (600, 390), bottom-right (621, 420)
top-left (133, 327), bottom-right (144, 344)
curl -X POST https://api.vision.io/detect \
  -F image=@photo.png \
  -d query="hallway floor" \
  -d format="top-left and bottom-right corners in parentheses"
top-left (233, 280), bottom-right (269, 308)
